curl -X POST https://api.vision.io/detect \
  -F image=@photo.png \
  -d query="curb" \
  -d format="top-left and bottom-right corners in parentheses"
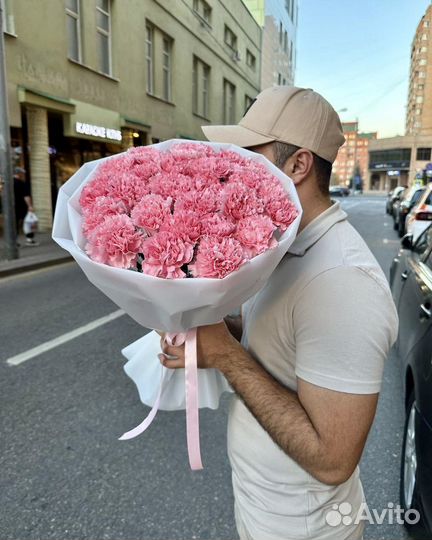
top-left (0, 253), bottom-right (74, 279)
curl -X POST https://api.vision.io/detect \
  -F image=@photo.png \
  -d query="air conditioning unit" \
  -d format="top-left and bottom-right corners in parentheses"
top-left (232, 50), bottom-right (241, 62)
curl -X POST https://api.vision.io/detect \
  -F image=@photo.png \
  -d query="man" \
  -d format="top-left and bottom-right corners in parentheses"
top-left (14, 167), bottom-right (39, 246)
top-left (159, 87), bottom-right (398, 540)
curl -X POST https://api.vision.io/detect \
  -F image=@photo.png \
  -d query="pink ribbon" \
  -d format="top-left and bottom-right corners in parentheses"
top-left (119, 328), bottom-right (203, 471)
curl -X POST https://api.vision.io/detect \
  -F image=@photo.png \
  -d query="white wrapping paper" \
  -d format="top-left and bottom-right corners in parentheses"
top-left (52, 139), bottom-right (302, 410)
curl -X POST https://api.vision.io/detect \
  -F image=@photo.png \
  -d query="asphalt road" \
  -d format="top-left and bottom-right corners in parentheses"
top-left (0, 195), bottom-right (413, 540)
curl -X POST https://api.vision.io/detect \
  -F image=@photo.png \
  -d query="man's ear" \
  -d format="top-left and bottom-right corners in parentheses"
top-left (284, 149), bottom-right (314, 185)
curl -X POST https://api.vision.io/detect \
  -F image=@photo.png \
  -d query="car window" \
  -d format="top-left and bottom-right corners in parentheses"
top-left (425, 191), bottom-right (432, 205)
top-left (413, 223), bottom-right (432, 257)
top-left (411, 188), bottom-right (426, 204)
top-left (426, 248), bottom-right (432, 270)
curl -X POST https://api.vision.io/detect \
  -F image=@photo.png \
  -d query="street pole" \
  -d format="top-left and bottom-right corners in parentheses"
top-left (0, 3), bottom-right (18, 260)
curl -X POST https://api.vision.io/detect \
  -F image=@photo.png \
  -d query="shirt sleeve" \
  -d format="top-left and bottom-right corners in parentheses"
top-left (293, 265), bottom-right (399, 394)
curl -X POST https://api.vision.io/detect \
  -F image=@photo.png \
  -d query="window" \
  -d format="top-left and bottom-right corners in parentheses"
top-left (416, 95), bottom-right (424, 103)
top-left (424, 20), bottom-right (430, 27)
top-left (224, 25), bottom-right (237, 51)
top-left (421, 46), bottom-right (428, 52)
top-left (162, 37), bottom-right (172, 101)
top-left (413, 223), bottom-right (432, 256)
top-left (418, 83), bottom-right (425, 90)
top-left (96, 0), bottom-right (111, 75)
top-left (246, 49), bottom-right (256, 70)
top-left (416, 108), bottom-right (422, 115)
top-left (419, 58), bottom-right (427, 66)
top-left (290, 41), bottom-right (294, 63)
top-left (422, 33), bottom-right (428, 40)
top-left (66, 0), bottom-right (81, 62)
top-left (223, 79), bottom-right (236, 124)
top-left (283, 31), bottom-right (288, 53)
top-left (419, 71), bottom-right (426, 78)
top-left (192, 56), bottom-right (210, 118)
top-left (279, 22), bottom-right (283, 45)
top-left (417, 147), bottom-right (431, 160)
top-left (244, 95), bottom-right (254, 115)
top-left (1, 0), bottom-right (15, 34)
top-left (145, 25), bottom-right (154, 94)
top-left (278, 73), bottom-right (282, 85)
top-left (193, 0), bottom-right (212, 24)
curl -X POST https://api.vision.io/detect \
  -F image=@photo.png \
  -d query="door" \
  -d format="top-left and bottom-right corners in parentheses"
top-left (397, 226), bottom-right (432, 361)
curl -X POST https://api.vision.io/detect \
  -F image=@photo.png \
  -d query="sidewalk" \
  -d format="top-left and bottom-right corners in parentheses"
top-left (0, 232), bottom-right (73, 278)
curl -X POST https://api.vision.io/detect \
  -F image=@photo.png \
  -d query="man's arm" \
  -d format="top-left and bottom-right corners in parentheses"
top-left (160, 322), bottom-right (377, 486)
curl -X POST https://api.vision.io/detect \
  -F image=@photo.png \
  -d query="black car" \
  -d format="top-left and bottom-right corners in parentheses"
top-left (329, 186), bottom-right (350, 197)
top-left (390, 224), bottom-right (432, 538)
top-left (393, 186), bottom-right (425, 237)
top-left (386, 186), bottom-right (406, 215)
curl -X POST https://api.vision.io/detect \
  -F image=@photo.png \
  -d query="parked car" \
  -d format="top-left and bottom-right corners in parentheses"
top-left (393, 186), bottom-right (426, 237)
top-left (329, 186), bottom-right (350, 197)
top-left (390, 224), bottom-right (432, 538)
top-left (387, 186), bottom-right (406, 215)
top-left (406, 184), bottom-right (432, 242)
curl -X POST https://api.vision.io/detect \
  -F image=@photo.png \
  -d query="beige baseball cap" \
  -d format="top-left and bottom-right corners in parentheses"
top-left (201, 86), bottom-right (345, 163)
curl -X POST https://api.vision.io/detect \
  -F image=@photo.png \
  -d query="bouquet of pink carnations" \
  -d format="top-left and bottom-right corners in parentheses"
top-left (52, 140), bottom-right (302, 469)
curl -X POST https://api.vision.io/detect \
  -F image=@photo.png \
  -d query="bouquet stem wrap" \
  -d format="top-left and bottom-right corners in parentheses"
top-left (119, 329), bottom-right (203, 470)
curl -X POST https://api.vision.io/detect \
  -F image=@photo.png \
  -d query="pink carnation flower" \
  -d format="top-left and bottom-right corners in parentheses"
top-left (148, 172), bottom-right (192, 199)
top-left (160, 211), bottom-right (202, 242)
top-left (201, 214), bottom-right (236, 237)
top-left (234, 215), bottom-right (277, 258)
top-left (86, 214), bottom-right (145, 269)
top-left (175, 185), bottom-right (222, 216)
top-left (260, 184), bottom-right (299, 231)
top-left (131, 194), bottom-right (172, 234)
top-left (170, 143), bottom-right (215, 160)
top-left (222, 182), bottom-right (264, 220)
top-left (141, 231), bottom-right (194, 279)
top-left (189, 236), bottom-right (247, 279)
top-left (82, 196), bottom-right (128, 236)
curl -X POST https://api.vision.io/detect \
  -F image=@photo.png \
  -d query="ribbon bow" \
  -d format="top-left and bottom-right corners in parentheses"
top-left (119, 328), bottom-right (203, 470)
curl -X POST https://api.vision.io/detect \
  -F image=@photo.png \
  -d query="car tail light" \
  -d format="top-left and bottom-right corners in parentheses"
top-left (415, 212), bottom-right (432, 221)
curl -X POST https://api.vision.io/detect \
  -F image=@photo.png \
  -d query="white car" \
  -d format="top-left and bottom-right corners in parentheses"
top-left (406, 184), bottom-right (432, 241)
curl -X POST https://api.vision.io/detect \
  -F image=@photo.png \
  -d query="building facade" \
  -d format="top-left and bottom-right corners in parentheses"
top-left (332, 122), bottom-right (377, 188)
top-left (2, 0), bottom-right (261, 230)
top-left (406, 3), bottom-right (432, 135)
top-left (367, 135), bottom-right (432, 191)
top-left (244, 0), bottom-right (297, 88)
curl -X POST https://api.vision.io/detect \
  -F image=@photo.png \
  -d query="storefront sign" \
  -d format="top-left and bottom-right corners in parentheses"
top-left (75, 122), bottom-right (122, 141)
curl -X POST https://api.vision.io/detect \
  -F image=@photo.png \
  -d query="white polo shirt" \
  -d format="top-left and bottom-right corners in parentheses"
top-left (228, 201), bottom-right (398, 540)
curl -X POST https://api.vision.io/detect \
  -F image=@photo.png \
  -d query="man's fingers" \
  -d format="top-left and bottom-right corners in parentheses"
top-left (161, 342), bottom-right (184, 357)
top-left (158, 354), bottom-right (185, 369)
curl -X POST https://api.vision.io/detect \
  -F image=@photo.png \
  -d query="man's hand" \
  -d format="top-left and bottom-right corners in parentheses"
top-left (158, 321), bottom-right (240, 369)
top-left (158, 323), bottom-right (377, 485)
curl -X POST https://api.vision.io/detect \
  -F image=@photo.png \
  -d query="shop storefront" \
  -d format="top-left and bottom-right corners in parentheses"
top-left (3, 89), bottom-right (153, 231)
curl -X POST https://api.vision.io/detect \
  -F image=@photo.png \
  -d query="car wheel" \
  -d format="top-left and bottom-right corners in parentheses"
top-left (394, 218), bottom-right (399, 230)
top-left (400, 392), bottom-right (428, 538)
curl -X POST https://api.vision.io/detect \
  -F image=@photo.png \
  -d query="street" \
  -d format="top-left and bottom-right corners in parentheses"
top-left (0, 195), bottom-right (412, 540)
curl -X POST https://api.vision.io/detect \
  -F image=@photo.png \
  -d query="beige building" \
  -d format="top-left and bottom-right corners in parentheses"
top-left (2, 0), bottom-right (261, 230)
top-left (244, 0), bottom-right (297, 88)
top-left (367, 135), bottom-right (432, 191)
top-left (406, 3), bottom-right (432, 135)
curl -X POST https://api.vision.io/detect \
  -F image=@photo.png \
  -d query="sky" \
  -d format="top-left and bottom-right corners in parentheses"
top-left (295, 0), bottom-right (432, 138)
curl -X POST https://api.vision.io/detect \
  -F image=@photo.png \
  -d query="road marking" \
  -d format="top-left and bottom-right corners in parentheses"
top-left (6, 309), bottom-right (125, 366)
top-left (383, 238), bottom-right (389, 244)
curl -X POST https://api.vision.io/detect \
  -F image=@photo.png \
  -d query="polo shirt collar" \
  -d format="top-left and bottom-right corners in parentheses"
top-left (288, 201), bottom-right (348, 256)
